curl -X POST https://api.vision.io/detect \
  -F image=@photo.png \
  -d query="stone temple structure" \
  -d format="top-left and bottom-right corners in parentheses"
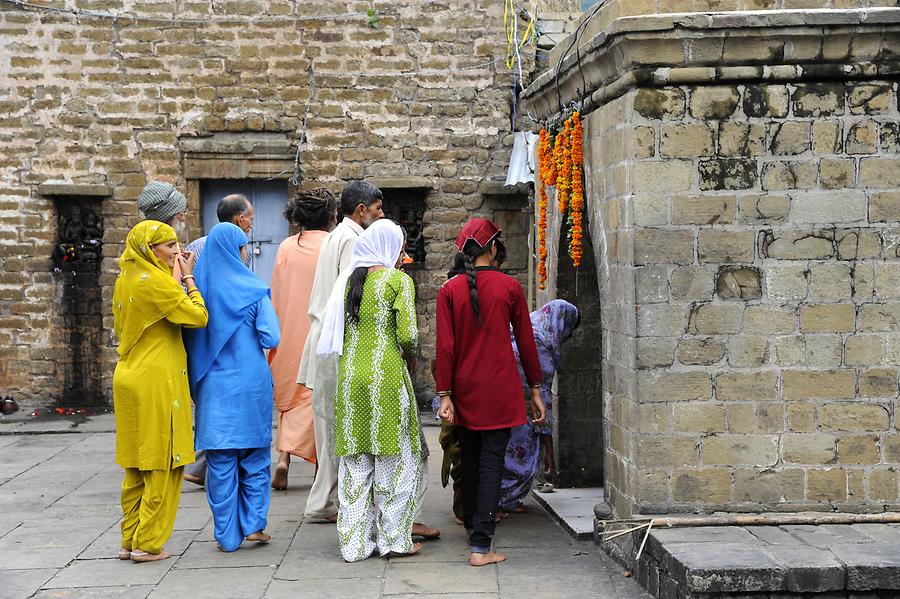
top-left (0, 1), bottom-right (587, 409)
top-left (525, 1), bottom-right (900, 518)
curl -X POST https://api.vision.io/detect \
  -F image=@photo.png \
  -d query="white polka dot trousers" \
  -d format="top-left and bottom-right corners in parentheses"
top-left (336, 431), bottom-right (423, 562)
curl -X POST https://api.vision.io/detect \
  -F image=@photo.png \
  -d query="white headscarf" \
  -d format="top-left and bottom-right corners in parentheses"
top-left (317, 219), bottom-right (405, 356)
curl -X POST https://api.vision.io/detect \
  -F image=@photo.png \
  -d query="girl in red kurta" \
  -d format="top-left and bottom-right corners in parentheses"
top-left (435, 218), bottom-right (545, 567)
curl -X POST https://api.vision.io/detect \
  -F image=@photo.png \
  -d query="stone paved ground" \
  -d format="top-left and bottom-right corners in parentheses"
top-left (0, 415), bottom-right (650, 599)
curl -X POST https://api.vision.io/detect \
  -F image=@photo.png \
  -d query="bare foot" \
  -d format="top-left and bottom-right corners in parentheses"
top-left (412, 522), bottom-right (440, 539)
top-left (385, 542), bottom-right (423, 558)
top-left (454, 517), bottom-right (464, 526)
top-left (131, 549), bottom-right (171, 563)
top-left (469, 551), bottom-right (506, 567)
top-left (118, 547), bottom-right (131, 560)
top-left (245, 531), bottom-right (271, 543)
top-left (184, 473), bottom-right (204, 487)
top-left (509, 505), bottom-right (529, 513)
top-left (272, 461), bottom-right (288, 490)
top-left (325, 513), bottom-right (338, 523)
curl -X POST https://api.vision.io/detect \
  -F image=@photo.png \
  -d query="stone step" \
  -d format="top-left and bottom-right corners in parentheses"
top-left (599, 522), bottom-right (900, 598)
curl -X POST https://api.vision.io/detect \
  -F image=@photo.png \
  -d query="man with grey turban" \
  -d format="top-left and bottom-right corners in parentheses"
top-left (137, 181), bottom-right (188, 239)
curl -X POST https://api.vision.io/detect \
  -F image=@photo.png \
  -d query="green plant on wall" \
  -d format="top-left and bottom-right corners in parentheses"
top-left (367, 8), bottom-right (381, 29)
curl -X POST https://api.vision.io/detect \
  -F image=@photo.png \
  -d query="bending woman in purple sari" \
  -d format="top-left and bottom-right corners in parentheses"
top-left (499, 299), bottom-right (580, 512)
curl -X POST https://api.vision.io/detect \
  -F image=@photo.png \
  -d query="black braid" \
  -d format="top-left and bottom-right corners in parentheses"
top-left (462, 252), bottom-right (482, 325)
top-left (345, 266), bottom-right (369, 325)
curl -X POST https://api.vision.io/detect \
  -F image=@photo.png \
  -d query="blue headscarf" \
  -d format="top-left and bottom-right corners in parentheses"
top-left (184, 222), bottom-right (270, 388)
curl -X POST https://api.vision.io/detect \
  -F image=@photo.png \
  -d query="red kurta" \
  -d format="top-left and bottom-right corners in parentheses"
top-left (435, 267), bottom-right (542, 430)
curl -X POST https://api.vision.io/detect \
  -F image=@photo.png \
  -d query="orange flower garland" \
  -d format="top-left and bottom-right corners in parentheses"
top-left (568, 111), bottom-right (584, 267)
top-left (555, 118), bottom-right (571, 215)
top-left (537, 129), bottom-right (551, 289)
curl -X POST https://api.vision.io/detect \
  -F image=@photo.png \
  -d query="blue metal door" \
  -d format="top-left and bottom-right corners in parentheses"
top-left (199, 179), bottom-right (288, 285)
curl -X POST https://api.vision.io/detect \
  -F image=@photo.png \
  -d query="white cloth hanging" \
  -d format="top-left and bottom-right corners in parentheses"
top-left (505, 131), bottom-right (538, 186)
top-left (316, 219), bottom-right (405, 356)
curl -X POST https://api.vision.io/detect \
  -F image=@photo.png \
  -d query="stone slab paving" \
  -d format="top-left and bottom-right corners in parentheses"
top-left (1, 415), bottom-right (650, 599)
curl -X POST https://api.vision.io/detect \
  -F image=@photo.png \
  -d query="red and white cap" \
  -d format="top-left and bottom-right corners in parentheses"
top-left (454, 218), bottom-right (502, 252)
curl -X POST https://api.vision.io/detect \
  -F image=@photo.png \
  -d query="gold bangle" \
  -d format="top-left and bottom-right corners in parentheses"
top-left (181, 275), bottom-right (195, 282)
top-left (436, 391), bottom-right (452, 397)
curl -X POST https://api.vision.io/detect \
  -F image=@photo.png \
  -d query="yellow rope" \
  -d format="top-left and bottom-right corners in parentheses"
top-left (505, 0), bottom-right (536, 70)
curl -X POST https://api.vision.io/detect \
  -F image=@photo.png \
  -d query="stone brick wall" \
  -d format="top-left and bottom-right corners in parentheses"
top-left (0, 0), bottom-right (566, 407)
top-left (525, 7), bottom-right (900, 514)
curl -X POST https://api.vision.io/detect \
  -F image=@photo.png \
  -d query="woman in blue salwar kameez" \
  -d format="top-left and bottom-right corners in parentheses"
top-left (184, 222), bottom-right (281, 552)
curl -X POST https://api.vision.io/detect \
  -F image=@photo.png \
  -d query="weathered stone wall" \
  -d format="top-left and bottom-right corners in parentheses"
top-left (525, 7), bottom-right (900, 514)
top-left (0, 0), bottom-right (556, 407)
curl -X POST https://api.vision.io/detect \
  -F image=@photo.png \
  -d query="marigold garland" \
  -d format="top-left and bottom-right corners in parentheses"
top-left (537, 128), bottom-right (551, 289)
top-left (568, 111), bottom-right (584, 267)
top-left (555, 119), bottom-right (572, 215)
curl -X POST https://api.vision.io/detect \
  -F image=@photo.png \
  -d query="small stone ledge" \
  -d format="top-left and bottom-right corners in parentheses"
top-left (606, 522), bottom-right (900, 598)
top-left (37, 183), bottom-right (112, 198)
top-left (369, 176), bottom-right (433, 190)
top-left (525, 8), bottom-right (900, 122)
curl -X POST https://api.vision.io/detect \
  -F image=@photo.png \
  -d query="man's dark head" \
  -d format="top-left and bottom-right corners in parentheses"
top-left (340, 181), bottom-right (384, 228)
top-left (217, 194), bottom-right (253, 234)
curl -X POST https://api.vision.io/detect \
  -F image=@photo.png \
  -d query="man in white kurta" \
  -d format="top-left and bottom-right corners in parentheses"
top-left (298, 181), bottom-right (384, 520)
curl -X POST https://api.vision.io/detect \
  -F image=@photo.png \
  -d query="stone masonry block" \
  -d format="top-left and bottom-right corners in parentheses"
top-left (792, 83), bottom-right (845, 117)
top-left (790, 191), bottom-right (867, 224)
top-left (812, 120), bottom-right (843, 154)
top-left (819, 403), bottom-right (890, 431)
top-left (633, 88), bottom-right (686, 120)
top-left (875, 263), bottom-right (900, 300)
top-left (634, 229), bottom-right (693, 265)
top-left (718, 122), bottom-right (766, 157)
top-left (660, 123), bottom-right (715, 159)
top-left (672, 468), bottom-right (731, 503)
top-left (859, 304), bottom-right (900, 332)
top-left (734, 468), bottom-right (805, 503)
top-left (689, 86), bottom-right (740, 120)
top-left (765, 265), bottom-right (809, 302)
top-left (788, 402), bottom-right (817, 432)
top-left (637, 304), bottom-right (687, 337)
top-left (698, 230), bottom-right (755, 263)
top-left (870, 191), bottom-right (900, 222)
top-left (738, 194), bottom-right (790, 224)
top-left (882, 122), bottom-right (900, 153)
top-left (702, 434), bottom-right (778, 466)
top-left (848, 84), bottom-right (893, 115)
top-left (676, 338), bottom-right (726, 366)
top-left (859, 368), bottom-right (898, 397)
top-left (699, 159), bottom-right (757, 191)
top-left (670, 266), bottom-right (714, 301)
top-left (688, 303), bottom-right (743, 335)
top-left (716, 371), bottom-right (776, 401)
top-left (770, 121), bottom-right (811, 155)
top-left (868, 468), bottom-right (899, 501)
top-left (636, 266), bottom-right (669, 303)
top-left (837, 230), bottom-right (882, 261)
top-left (861, 157), bottom-right (900, 188)
top-left (807, 468), bottom-right (848, 502)
top-left (744, 306), bottom-right (797, 335)
top-left (762, 230), bottom-right (833, 260)
top-left (847, 121), bottom-right (879, 154)
top-left (632, 193), bottom-right (668, 226)
top-left (761, 161), bottom-right (818, 190)
top-left (799, 303), bottom-right (856, 333)
top-left (782, 433), bottom-right (837, 464)
top-left (672, 194), bottom-right (734, 225)
top-left (637, 337), bottom-right (677, 369)
top-left (728, 335), bottom-right (769, 368)
top-left (716, 266), bottom-right (761, 300)
top-left (808, 263), bottom-right (852, 301)
top-left (844, 335), bottom-right (885, 367)
top-left (673, 403), bottom-right (726, 433)
top-left (743, 85), bottom-right (789, 118)
top-left (782, 370), bottom-right (856, 400)
top-left (634, 161), bottom-right (693, 192)
top-left (819, 158), bottom-right (855, 189)
top-left (726, 404), bottom-right (757, 433)
top-left (837, 434), bottom-right (881, 465)
top-left (638, 435), bottom-right (699, 468)
top-left (638, 371), bottom-right (712, 402)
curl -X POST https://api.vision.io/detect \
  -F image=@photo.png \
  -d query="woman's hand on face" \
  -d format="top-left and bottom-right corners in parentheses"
top-left (529, 387), bottom-right (547, 426)
top-left (438, 396), bottom-right (454, 425)
top-left (178, 250), bottom-right (195, 276)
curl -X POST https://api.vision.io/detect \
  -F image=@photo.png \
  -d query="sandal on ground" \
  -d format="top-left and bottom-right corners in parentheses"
top-left (271, 463), bottom-right (289, 490)
top-left (384, 542), bottom-right (422, 558)
top-left (411, 522), bottom-right (440, 539)
top-left (118, 547), bottom-right (131, 560)
top-left (130, 549), bottom-right (171, 562)
top-left (537, 482), bottom-right (555, 493)
top-left (245, 531), bottom-right (271, 543)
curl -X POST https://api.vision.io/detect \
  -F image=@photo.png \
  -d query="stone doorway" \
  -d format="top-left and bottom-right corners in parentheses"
top-left (553, 229), bottom-right (604, 489)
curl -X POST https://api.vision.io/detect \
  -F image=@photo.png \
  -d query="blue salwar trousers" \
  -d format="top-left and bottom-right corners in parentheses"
top-left (205, 446), bottom-right (271, 552)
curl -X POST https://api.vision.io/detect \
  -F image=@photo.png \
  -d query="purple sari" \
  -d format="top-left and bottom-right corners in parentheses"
top-left (499, 300), bottom-right (580, 510)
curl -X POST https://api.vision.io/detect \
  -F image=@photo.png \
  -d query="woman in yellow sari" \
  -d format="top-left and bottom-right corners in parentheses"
top-left (112, 220), bottom-right (208, 562)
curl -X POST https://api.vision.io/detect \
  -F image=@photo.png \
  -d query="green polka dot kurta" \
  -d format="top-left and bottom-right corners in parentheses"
top-left (335, 268), bottom-right (420, 457)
